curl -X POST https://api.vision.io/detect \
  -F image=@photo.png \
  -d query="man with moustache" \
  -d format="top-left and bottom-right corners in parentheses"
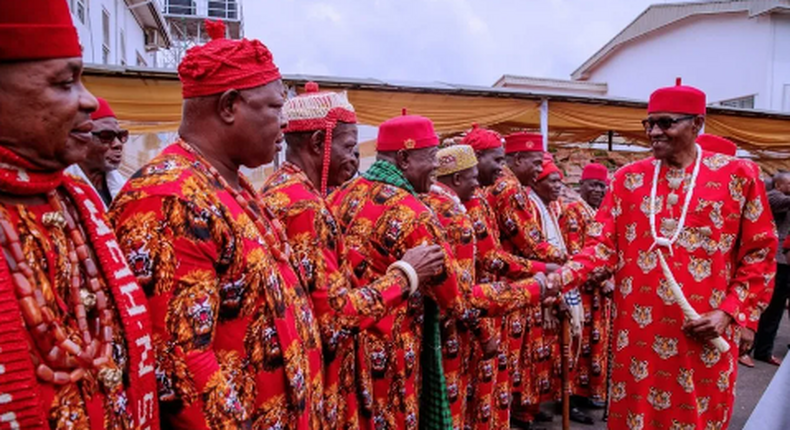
top-left (0, 1), bottom-right (157, 428)
top-left (548, 80), bottom-right (776, 429)
top-left (66, 97), bottom-right (127, 208)
top-left (110, 20), bottom-right (322, 429)
top-left (261, 83), bottom-right (445, 429)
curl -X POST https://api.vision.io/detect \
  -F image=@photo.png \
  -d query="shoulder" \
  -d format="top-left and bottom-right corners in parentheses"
top-left (119, 145), bottom-right (202, 200)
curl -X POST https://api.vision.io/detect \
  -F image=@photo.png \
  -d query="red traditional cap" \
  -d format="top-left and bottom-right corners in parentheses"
top-left (581, 162), bottom-right (609, 184)
top-left (648, 78), bottom-right (706, 115)
top-left (462, 123), bottom-right (503, 151)
top-left (0, 0), bottom-right (81, 61)
top-left (537, 153), bottom-right (562, 182)
top-left (90, 98), bottom-right (116, 121)
top-left (697, 134), bottom-right (737, 156)
top-left (377, 109), bottom-right (439, 152)
top-left (504, 132), bottom-right (543, 154)
top-left (178, 20), bottom-right (281, 99)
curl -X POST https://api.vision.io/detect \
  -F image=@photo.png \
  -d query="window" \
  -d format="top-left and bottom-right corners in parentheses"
top-left (120, 30), bottom-right (126, 65)
top-left (75, 0), bottom-right (86, 24)
top-left (209, 1), bottom-right (238, 19)
top-left (136, 52), bottom-right (148, 67)
top-left (102, 8), bottom-right (111, 64)
top-left (720, 95), bottom-right (755, 110)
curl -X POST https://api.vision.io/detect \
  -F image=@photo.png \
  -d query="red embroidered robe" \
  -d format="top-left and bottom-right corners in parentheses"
top-left (560, 198), bottom-right (610, 402)
top-left (0, 176), bottom-right (157, 430)
top-left (557, 152), bottom-right (776, 429)
top-left (328, 176), bottom-right (492, 430)
top-left (486, 167), bottom-right (565, 410)
top-left (110, 144), bottom-right (323, 429)
top-left (421, 184), bottom-right (543, 430)
top-left (260, 162), bottom-right (409, 430)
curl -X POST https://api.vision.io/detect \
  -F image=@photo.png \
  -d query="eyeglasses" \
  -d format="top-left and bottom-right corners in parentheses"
top-left (641, 115), bottom-right (695, 132)
top-left (92, 129), bottom-right (129, 144)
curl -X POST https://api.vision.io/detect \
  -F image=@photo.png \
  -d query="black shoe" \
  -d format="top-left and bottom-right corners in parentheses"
top-left (570, 407), bottom-right (595, 425)
top-left (534, 410), bottom-right (554, 422)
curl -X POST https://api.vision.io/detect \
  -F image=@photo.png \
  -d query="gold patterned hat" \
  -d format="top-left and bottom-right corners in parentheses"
top-left (436, 144), bottom-right (478, 177)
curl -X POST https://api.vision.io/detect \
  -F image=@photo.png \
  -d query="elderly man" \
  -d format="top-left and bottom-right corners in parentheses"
top-left (329, 113), bottom-right (496, 429)
top-left (260, 83), bottom-right (445, 429)
top-left (549, 80), bottom-right (776, 429)
top-left (560, 163), bottom-right (612, 410)
top-left (66, 97), bottom-right (127, 207)
top-left (0, 1), bottom-right (157, 428)
top-left (111, 21), bottom-right (322, 429)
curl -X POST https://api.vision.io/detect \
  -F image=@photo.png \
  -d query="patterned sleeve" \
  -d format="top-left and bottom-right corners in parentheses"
top-left (560, 203), bottom-right (588, 256)
top-left (494, 183), bottom-right (564, 263)
top-left (279, 205), bottom-right (409, 353)
top-left (720, 167), bottom-right (777, 326)
top-left (557, 181), bottom-right (621, 293)
top-left (469, 278), bottom-right (543, 316)
top-left (111, 195), bottom-right (250, 428)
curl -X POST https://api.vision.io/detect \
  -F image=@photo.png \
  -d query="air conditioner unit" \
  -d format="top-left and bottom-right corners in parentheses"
top-left (144, 28), bottom-right (162, 50)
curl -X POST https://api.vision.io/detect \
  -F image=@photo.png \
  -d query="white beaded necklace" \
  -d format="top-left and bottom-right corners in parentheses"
top-left (649, 144), bottom-right (702, 254)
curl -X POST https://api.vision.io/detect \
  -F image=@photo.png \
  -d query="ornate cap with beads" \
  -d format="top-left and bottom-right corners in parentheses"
top-left (436, 145), bottom-right (478, 177)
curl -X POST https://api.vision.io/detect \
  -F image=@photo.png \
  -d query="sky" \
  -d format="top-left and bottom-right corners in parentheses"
top-left (244, 0), bottom-right (678, 86)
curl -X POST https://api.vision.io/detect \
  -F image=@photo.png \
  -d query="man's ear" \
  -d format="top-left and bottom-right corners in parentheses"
top-left (453, 172), bottom-right (462, 187)
top-left (217, 90), bottom-right (240, 124)
top-left (396, 149), bottom-right (410, 171)
top-left (692, 116), bottom-right (705, 135)
top-left (309, 130), bottom-right (326, 156)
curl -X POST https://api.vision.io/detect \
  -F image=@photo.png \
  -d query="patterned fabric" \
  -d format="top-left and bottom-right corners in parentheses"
top-left (558, 153), bottom-right (777, 429)
top-left (421, 184), bottom-right (543, 430)
top-left (328, 176), bottom-right (491, 430)
top-left (110, 144), bottom-right (323, 429)
top-left (486, 166), bottom-right (566, 413)
top-left (260, 162), bottom-right (409, 429)
top-left (560, 199), bottom-right (610, 402)
top-left (0, 176), bottom-right (158, 430)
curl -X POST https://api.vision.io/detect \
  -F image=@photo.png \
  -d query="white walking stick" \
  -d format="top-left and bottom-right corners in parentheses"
top-left (656, 249), bottom-right (730, 353)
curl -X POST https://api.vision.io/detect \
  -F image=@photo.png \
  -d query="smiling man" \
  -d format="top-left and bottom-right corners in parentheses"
top-left (110, 21), bottom-right (323, 429)
top-left (548, 80), bottom-right (777, 429)
top-left (0, 1), bottom-right (158, 429)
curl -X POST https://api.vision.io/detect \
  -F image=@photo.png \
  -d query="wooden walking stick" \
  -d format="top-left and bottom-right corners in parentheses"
top-left (602, 295), bottom-right (615, 422)
top-left (561, 312), bottom-right (571, 430)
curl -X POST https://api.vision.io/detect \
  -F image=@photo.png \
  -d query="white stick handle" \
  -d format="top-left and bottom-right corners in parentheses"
top-left (656, 250), bottom-right (731, 353)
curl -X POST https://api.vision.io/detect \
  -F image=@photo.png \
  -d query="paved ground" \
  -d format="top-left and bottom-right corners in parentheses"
top-left (535, 318), bottom-right (790, 430)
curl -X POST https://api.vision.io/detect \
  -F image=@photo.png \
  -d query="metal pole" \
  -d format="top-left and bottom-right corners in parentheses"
top-left (607, 130), bottom-right (614, 152)
top-left (561, 315), bottom-right (571, 430)
top-left (540, 98), bottom-right (549, 151)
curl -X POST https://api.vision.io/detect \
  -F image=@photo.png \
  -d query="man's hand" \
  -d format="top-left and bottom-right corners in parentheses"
top-left (542, 272), bottom-right (562, 306)
top-left (601, 280), bottom-right (615, 296)
top-left (401, 245), bottom-right (445, 285)
top-left (739, 328), bottom-right (755, 357)
top-left (682, 310), bottom-right (733, 343)
top-left (480, 337), bottom-right (499, 360)
top-left (545, 263), bottom-right (561, 274)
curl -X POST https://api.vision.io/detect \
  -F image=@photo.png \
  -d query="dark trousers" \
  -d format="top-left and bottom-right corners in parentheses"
top-left (754, 264), bottom-right (790, 359)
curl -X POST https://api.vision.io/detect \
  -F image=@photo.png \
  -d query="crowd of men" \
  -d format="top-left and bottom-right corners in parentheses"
top-left (0, 1), bottom-right (781, 429)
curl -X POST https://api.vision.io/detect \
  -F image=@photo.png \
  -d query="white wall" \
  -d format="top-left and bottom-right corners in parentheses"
top-left (585, 12), bottom-right (776, 110)
top-left (70, 0), bottom-right (155, 67)
top-left (769, 15), bottom-right (790, 112)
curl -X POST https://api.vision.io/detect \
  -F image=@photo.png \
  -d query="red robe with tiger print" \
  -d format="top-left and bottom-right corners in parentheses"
top-left (560, 198), bottom-right (610, 403)
top-left (421, 183), bottom-right (543, 430)
top-left (464, 188), bottom-right (548, 429)
top-left (556, 151), bottom-right (776, 430)
top-left (486, 167), bottom-right (565, 411)
top-left (260, 162), bottom-right (410, 430)
top-left (328, 176), bottom-right (493, 430)
top-left (110, 144), bottom-right (323, 429)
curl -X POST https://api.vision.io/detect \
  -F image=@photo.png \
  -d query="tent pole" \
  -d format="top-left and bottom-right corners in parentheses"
top-left (541, 98), bottom-right (549, 151)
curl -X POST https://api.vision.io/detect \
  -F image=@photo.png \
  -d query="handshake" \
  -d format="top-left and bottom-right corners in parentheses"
top-left (533, 270), bottom-right (563, 306)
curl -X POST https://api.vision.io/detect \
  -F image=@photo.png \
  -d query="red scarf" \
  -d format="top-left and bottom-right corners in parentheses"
top-left (0, 146), bottom-right (159, 429)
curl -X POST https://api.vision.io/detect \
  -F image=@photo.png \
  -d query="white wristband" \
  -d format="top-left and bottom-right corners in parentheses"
top-left (388, 261), bottom-right (419, 294)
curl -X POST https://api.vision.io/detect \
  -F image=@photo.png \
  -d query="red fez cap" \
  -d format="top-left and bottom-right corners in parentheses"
top-left (377, 110), bottom-right (439, 152)
top-left (91, 98), bottom-right (116, 121)
top-left (178, 20), bottom-right (281, 99)
top-left (0, 0), bottom-right (81, 61)
top-left (537, 153), bottom-right (562, 182)
top-left (504, 132), bottom-right (544, 154)
top-left (581, 163), bottom-right (609, 184)
top-left (648, 78), bottom-right (706, 115)
top-left (697, 134), bottom-right (737, 156)
top-left (462, 123), bottom-right (503, 151)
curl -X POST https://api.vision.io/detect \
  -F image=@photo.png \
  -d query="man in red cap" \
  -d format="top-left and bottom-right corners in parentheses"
top-left (329, 112), bottom-right (497, 429)
top-left (110, 20), bottom-right (322, 429)
top-left (261, 83), bottom-right (446, 430)
top-left (0, 1), bottom-right (158, 429)
top-left (559, 162), bottom-right (613, 412)
top-left (548, 79), bottom-right (776, 429)
top-left (66, 97), bottom-right (128, 208)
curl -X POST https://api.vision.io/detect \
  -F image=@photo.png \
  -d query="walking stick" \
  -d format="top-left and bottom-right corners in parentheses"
top-left (602, 294), bottom-right (615, 422)
top-left (561, 312), bottom-right (571, 430)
